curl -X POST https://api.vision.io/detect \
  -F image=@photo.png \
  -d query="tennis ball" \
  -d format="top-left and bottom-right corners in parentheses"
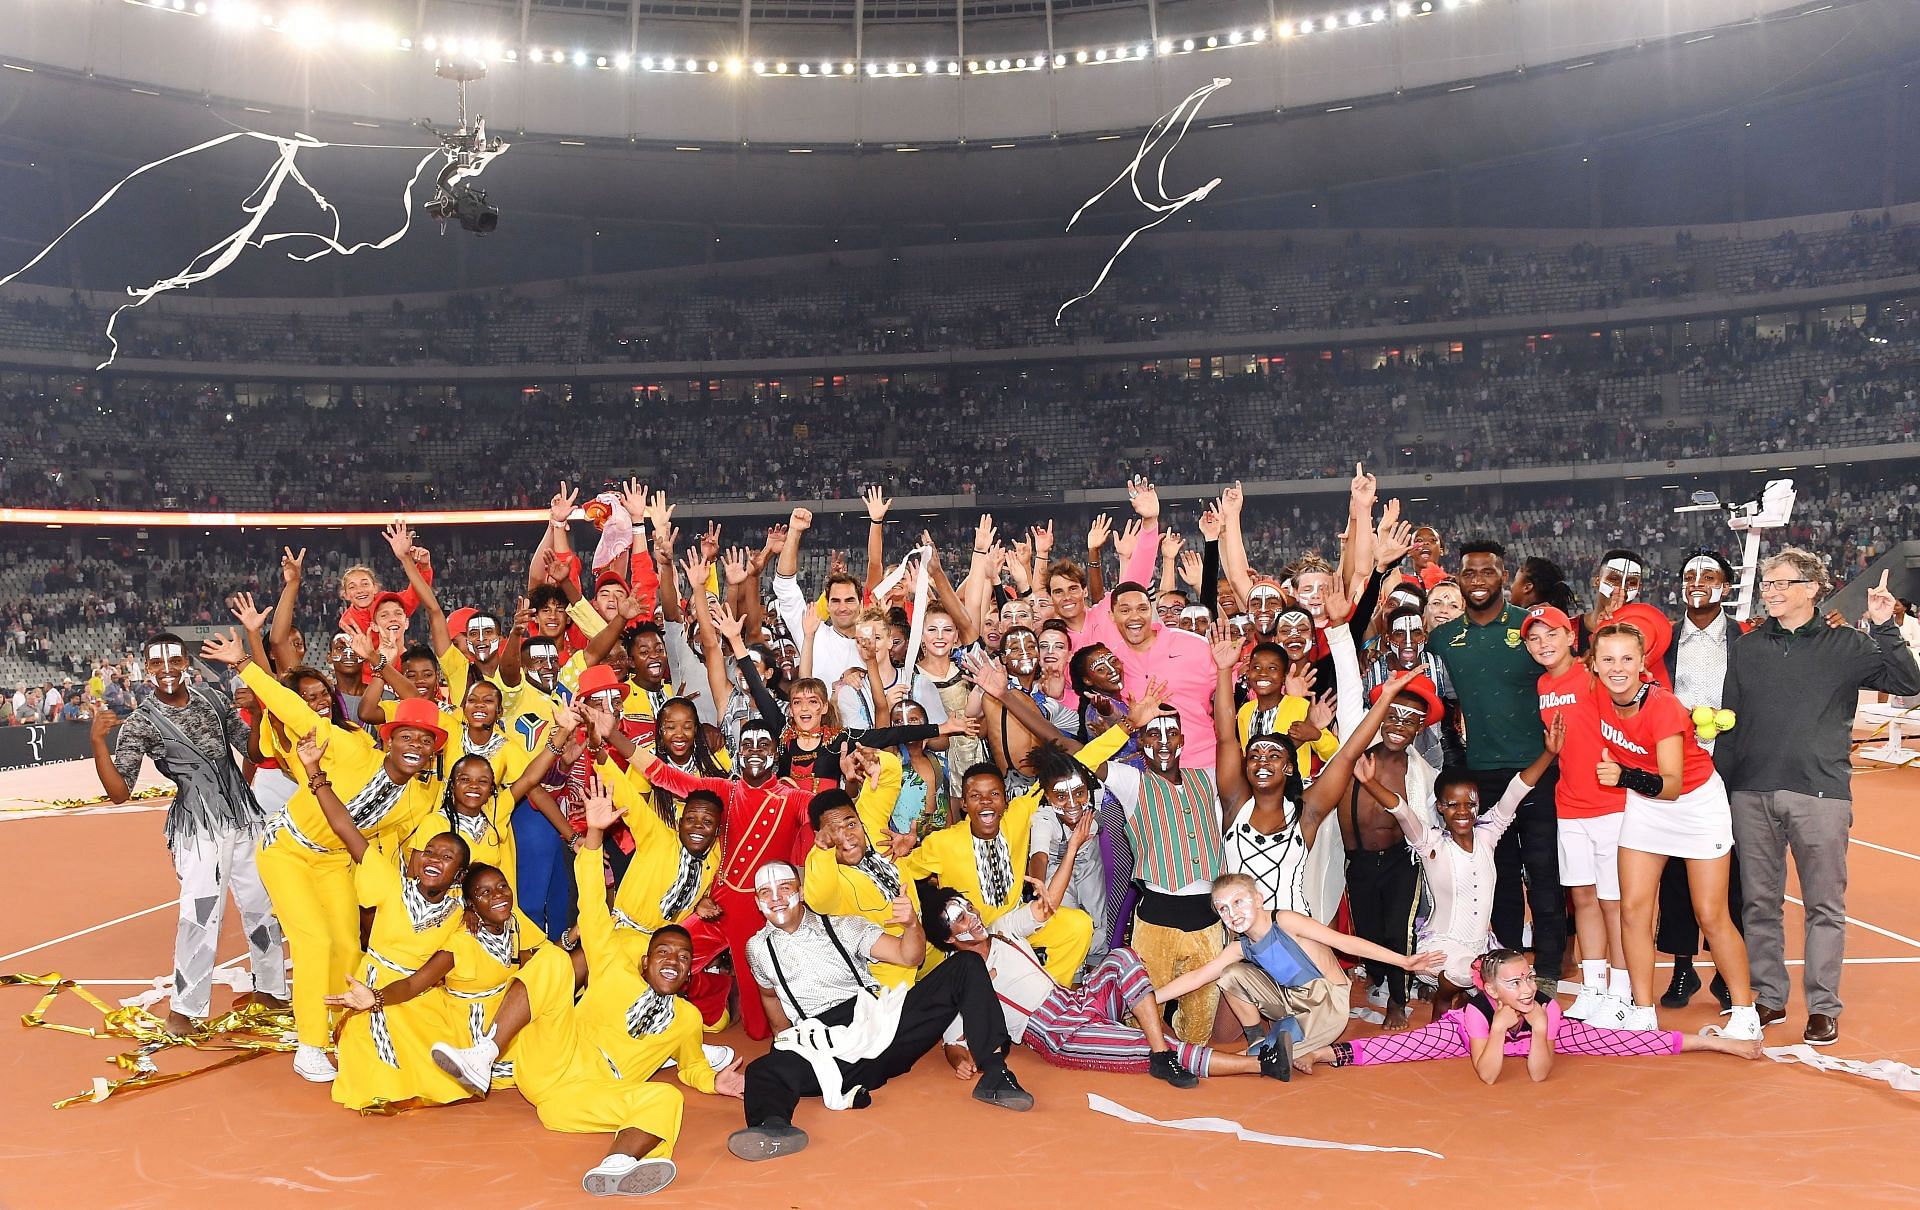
top-left (1714, 709), bottom-right (1736, 731)
top-left (1691, 705), bottom-right (1715, 725)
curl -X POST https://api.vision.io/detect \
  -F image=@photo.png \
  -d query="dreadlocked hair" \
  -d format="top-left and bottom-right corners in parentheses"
top-left (1023, 738), bottom-right (1098, 794)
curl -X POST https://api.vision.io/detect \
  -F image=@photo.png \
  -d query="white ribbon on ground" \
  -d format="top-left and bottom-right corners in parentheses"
top-left (1763, 1044), bottom-right (1920, 1092)
top-left (0, 131), bottom-right (448, 369)
top-left (1087, 1093), bottom-right (1445, 1158)
top-left (1055, 78), bottom-right (1231, 324)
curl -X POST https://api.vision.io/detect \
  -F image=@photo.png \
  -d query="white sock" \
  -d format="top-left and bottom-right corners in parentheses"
top-left (1608, 967), bottom-right (1633, 998)
top-left (1581, 960), bottom-right (1607, 990)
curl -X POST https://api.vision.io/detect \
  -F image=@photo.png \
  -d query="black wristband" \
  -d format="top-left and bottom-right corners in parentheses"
top-left (1616, 765), bottom-right (1663, 797)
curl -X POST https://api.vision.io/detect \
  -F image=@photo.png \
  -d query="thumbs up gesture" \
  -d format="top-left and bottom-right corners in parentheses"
top-left (1595, 748), bottom-right (1622, 787)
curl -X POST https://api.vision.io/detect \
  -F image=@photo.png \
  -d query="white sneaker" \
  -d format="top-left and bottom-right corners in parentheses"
top-left (658, 1043), bottom-right (735, 1072)
top-left (293, 1043), bottom-right (337, 1083)
top-left (582, 1155), bottom-right (676, 1197)
top-left (1702, 1004), bottom-right (1763, 1041)
top-left (1618, 1003), bottom-right (1660, 1032)
top-left (431, 1033), bottom-right (499, 1095)
top-left (1366, 982), bottom-right (1389, 1009)
top-left (1565, 987), bottom-right (1611, 1021)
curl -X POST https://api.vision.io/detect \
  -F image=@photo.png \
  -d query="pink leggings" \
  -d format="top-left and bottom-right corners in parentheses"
top-left (1343, 1010), bottom-right (1682, 1065)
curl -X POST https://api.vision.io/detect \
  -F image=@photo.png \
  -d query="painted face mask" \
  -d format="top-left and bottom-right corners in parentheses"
top-left (1387, 614), bottom-right (1426, 668)
top-left (753, 862), bottom-right (803, 922)
top-left (1141, 715), bottom-right (1183, 769)
top-left (942, 895), bottom-right (986, 943)
top-left (1682, 556), bottom-right (1727, 608)
top-left (1048, 776), bottom-right (1093, 825)
top-left (146, 642), bottom-right (187, 693)
top-left (738, 725), bottom-right (777, 780)
top-left (1273, 609), bottom-right (1314, 657)
top-left (524, 642), bottom-right (560, 692)
top-left (1596, 557), bottom-right (1644, 604)
top-left (1003, 631), bottom-right (1039, 678)
top-left (1213, 885), bottom-right (1262, 934)
top-left (1178, 605), bottom-right (1212, 633)
top-left (465, 616), bottom-right (501, 662)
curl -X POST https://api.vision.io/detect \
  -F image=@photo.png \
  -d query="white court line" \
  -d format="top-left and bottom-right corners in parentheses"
top-left (0, 901), bottom-right (172, 964)
top-left (1849, 836), bottom-right (1920, 863)
top-left (1785, 893), bottom-right (1920, 952)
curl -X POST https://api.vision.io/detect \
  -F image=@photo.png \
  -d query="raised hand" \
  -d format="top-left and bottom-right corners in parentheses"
top-left (827, 549), bottom-right (848, 579)
top-left (1126, 677), bottom-right (1170, 729)
top-left (721, 547), bottom-right (750, 586)
top-left (1209, 623), bottom-right (1241, 671)
top-left (960, 649), bottom-right (1009, 698)
top-left (551, 701), bottom-right (583, 736)
top-left (645, 490), bottom-right (676, 536)
top-left (617, 478), bottom-right (648, 525)
top-left (1544, 710), bottom-right (1567, 756)
top-left (1159, 530), bottom-right (1185, 560)
top-left (1113, 518), bottom-right (1144, 563)
top-left (939, 714), bottom-right (983, 738)
top-left (1197, 507), bottom-right (1224, 542)
top-left (200, 629), bottom-right (249, 667)
top-left (712, 602), bottom-right (746, 644)
top-left (228, 591), bottom-right (272, 633)
top-left (550, 481), bottom-right (581, 524)
top-left (90, 703), bottom-right (121, 741)
top-left (512, 597), bottom-right (533, 638)
top-left (1306, 690), bottom-right (1336, 733)
top-left (383, 519), bottom-right (415, 562)
top-left (787, 507), bottom-right (813, 535)
top-left (1283, 661), bottom-right (1317, 699)
top-left (1349, 461), bottom-right (1377, 510)
top-left (681, 548), bottom-right (712, 594)
top-left (295, 728), bottom-right (330, 774)
top-left (973, 513), bottom-right (996, 555)
top-left (1030, 521), bottom-right (1055, 561)
top-left (280, 546), bottom-right (306, 586)
top-left (1087, 513), bottom-right (1113, 553)
top-left (864, 485), bottom-right (892, 523)
top-left (343, 619), bottom-right (377, 662)
top-left (1220, 481), bottom-right (1244, 517)
top-left (581, 776), bottom-right (624, 833)
top-left (1023, 877), bottom-right (1057, 923)
top-left (1866, 569), bottom-right (1897, 625)
top-left (1177, 550), bottom-right (1205, 591)
top-left (1126, 474), bottom-right (1161, 521)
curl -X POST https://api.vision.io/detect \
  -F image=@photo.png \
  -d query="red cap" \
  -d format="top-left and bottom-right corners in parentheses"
top-left (592, 569), bottom-right (630, 595)
top-left (1520, 605), bottom-right (1574, 638)
top-left (379, 697), bottom-right (447, 750)
top-left (577, 663), bottom-right (624, 700)
top-left (1369, 673), bottom-right (1444, 730)
top-left (446, 607), bottom-right (478, 634)
top-left (369, 591), bottom-right (408, 619)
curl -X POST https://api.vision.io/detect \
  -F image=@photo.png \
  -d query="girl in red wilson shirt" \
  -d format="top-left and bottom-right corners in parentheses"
top-left (1588, 622), bottom-right (1760, 1042)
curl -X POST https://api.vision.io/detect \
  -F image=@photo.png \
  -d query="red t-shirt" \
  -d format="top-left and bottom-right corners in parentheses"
top-left (1597, 686), bottom-right (1713, 795)
top-left (1536, 663), bottom-right (1624, 819)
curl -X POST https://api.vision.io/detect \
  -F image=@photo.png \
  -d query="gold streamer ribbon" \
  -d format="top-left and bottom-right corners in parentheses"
top-left (0, 787), bottom-right (174, 815)
top-left (3, 973), bottom-right (299, 1108)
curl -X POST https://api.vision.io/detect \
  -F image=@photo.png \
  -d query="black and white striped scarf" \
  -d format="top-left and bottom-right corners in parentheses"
top-left (658, 849), bottom-right (705, 922)
top-left (855, 849), bottom-right (902, 899)
top-left (625, 989), bottom-right (677, 1037)
top-left (974, 834), bottom-right (1013, 907)
top-left (474, 919), bottom-right (517, 968)
top-left (344, 770), bottom-right (406, 830)
top-left (451, 809), bottom-right (490, 843)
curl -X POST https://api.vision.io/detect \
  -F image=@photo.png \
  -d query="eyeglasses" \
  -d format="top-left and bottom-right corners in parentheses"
top-left (1758, 579), bottom-right (1813, 591)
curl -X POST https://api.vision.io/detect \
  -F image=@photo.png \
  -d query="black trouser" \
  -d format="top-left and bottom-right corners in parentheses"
top-left (742, 949), bottom-right (1009, 1127)
top-left (1344, 843), bottom-right (1419, 1006)
top-left (1657, 846), bottom-right (1745, 957)
top-left (1472, 766), bottom-right (1566, 983)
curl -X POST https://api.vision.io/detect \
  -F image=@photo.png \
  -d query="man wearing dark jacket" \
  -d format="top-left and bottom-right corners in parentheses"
top-left (1717, 552), bottom-right (1920, 1047)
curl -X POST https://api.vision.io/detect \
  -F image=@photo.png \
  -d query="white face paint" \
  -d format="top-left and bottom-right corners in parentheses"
top-left (753, 863), bottom-right (803, 922)
top-left (524, 642), bottom-right (560, 691)
top-left (1213, 886), bottom-right (1262, 934)
top-left (146, 643), bottom-right (184, 661)
top-left (1597, 557), bottom-right (1644, 603)
top-left (943, 896), bottom-right (986, 943)
top-left (466, 617), bottom-right (501, 660)
top-left (146, 643), bottom-right (187, 692)
top-left (1682, 557), bottom-right (1727, 607)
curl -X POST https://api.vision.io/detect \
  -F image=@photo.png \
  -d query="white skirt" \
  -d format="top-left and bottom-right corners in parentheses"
top-left (1618, 771), bottom-right (1734, 861)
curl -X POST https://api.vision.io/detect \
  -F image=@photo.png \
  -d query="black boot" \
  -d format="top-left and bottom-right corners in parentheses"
top-left (1660, 960), bottom-right (1701, 1008)
top-left (1149, 1050), bottom-right (1199, 1089)
top-left (972, 1063), bottom-right (1035, 1111)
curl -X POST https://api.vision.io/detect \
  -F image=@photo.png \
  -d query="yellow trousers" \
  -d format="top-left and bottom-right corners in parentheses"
top-left (255, 838), bottom-right (358, 1048)
top-left (1027, 908), bottom-right (1095, 988)
top-left (511, 947), bottom-right (684, 1156)
top-left (1131, 917), bottom-right (1226, 1045)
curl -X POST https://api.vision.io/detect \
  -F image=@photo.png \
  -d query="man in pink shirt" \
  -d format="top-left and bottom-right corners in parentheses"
top-left (1048, 477), bottom-right (1164, 652)
top-left (1106, 581), bottom-right (1220, 769)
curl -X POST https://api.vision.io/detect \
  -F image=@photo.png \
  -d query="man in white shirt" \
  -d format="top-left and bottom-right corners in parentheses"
top-left (42, 682), bottom-right (63, 720)
top-left (770, 507), bottom-right (865, 689)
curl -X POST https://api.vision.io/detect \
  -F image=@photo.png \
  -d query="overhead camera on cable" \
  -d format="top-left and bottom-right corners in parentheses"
top-left (424, 53), bottom-right (509, 235)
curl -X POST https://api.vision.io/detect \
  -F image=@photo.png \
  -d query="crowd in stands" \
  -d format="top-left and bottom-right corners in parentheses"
top-left (3, 315), bottom-right (1917, 514)
top-left (3, 214), bottom-right (1916, 369)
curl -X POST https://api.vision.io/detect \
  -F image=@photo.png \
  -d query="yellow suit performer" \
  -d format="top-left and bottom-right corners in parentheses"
top-left (896, 724), bottom-right (1132, 985)
top-left (801, 748), bottom-right (921, 987)
top-left (427, 780), bottom-right (746, 1199)
top-left (223, 639), bottom-right (438, 1083)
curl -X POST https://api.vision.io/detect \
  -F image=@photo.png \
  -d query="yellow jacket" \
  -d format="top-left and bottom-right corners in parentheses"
top-left (801, 752), bottom-right (914, 985)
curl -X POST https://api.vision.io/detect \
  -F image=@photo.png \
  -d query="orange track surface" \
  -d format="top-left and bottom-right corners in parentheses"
top-left (5, 767), bottom-right (1919, 1209)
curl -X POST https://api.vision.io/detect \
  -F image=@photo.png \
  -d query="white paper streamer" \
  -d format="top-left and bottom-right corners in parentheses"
top-left (1763, 1044), bottom-right (1920, 1092)
top-left (0, 130), bottom-right (448, 369)
top-left (878, 544), bottom-right (935, 704)
top-left (1056, 78), bottom-right (1231, 324)
top-left (1087, 1093), bottom-right (1445, 1159)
